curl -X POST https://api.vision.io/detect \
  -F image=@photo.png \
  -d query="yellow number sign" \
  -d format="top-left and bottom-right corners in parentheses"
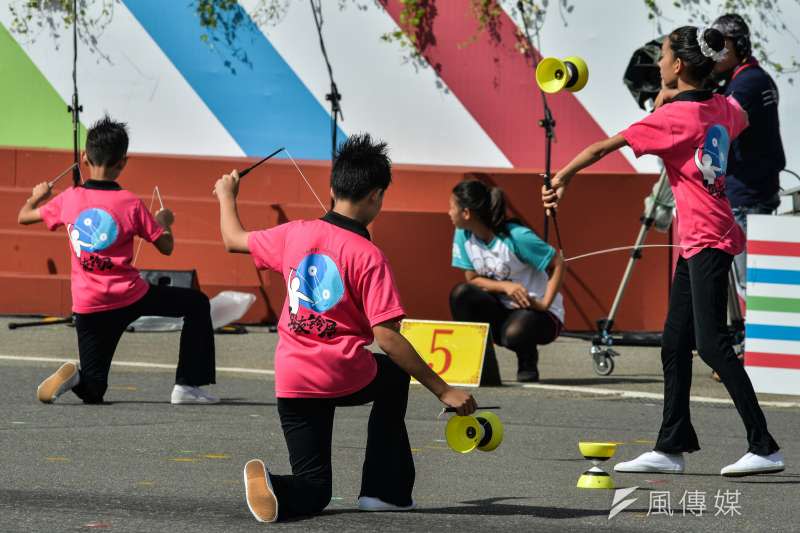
top-left (400, 319), bottom-right (490, 387)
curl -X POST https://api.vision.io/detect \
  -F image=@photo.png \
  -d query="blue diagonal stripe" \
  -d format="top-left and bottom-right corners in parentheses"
top-left (124, 0), bottom-right (345, 159)
top-left (747, 324), bottom-right (800, 342)
top-left (747, 268), bottom-right (800, 285)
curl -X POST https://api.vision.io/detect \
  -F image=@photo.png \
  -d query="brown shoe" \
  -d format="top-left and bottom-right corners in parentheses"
top-left (36, 362), bottom-right (79, 403)
top-left (243, 459), bottom-right (278, 523)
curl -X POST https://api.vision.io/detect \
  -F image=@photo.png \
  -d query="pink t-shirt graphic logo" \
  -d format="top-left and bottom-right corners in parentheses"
top-left (694, 124), bottom-right (730, 198)
top-left (67, 207), bottom-right (120, 259)
top-left (286, 253), bottom-right (344, 339)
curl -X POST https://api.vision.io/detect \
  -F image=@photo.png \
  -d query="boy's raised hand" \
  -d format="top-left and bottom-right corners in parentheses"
top-left (214, 169), bottom-right (240, 200)
top-left (31, 182), bottom-right (52, 204)
top-left (439, 386), bottom-right (477, 416)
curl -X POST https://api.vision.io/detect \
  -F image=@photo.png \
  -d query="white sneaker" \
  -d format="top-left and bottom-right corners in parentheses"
top-left (37, 362), bottom-right (80, 403)
top-left (170, 385), bottom-right (220, 404)
top-left (243, 459), bottom-right (278, 523)
top-left (614, 451), bottom-right (685, 474)
top-left (357, 496), bottom-right (416, 512)
top-left (721, 451), bottom-right (785, 477)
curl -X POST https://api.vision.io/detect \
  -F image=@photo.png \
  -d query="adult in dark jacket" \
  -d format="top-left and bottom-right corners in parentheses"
top-left (712, 14), bottom-right (786, 292)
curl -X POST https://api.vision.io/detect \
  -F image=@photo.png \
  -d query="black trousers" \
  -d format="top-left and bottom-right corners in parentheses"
top-left (655, 249), bottom-right (779, 456)
top-left (72, 284), bottom-right (216, 403)
top-left (449, 282), bottom-right (561, 359)
top-left (271, 354), bottom-right (413, 520)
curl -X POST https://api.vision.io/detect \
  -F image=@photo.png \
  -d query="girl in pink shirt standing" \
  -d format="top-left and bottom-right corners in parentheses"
top-left (541, 26), bottom-right (782, 477)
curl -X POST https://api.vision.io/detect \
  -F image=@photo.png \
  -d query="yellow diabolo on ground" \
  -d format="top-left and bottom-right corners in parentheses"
top-left (400, 319), bottom-right (490, 387)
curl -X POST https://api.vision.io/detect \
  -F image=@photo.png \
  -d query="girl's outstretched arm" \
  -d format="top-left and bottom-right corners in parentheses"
top-left (542, 134), bottom-right (629, 211)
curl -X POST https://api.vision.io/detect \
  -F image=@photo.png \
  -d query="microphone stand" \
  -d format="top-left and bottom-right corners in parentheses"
top-left (68, 0), bottom-right (82, 186)
top-left (10, 0), bottom-right (82, 331)
top-left (310, 0), bottom-right (342, 161)
top-left (517, 1), bottom-right (563, 251)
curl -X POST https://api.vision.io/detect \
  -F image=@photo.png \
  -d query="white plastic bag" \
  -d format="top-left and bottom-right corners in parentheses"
top-left (129, 291), bottom-right (256, 332)
top-left (209, 291), bottom-right (256, 329)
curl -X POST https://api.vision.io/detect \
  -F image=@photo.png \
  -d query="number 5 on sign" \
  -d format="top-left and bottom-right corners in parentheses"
top-left (400, 319), bottom-right (491, 387)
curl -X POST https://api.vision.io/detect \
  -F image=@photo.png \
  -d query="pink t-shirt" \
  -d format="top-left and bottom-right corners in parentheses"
top-left (621, 93), bottom-right (748, 258)
top-left (248, 217), bottom-right (406, 398)
top-left (39, 182), bottom-right (164, 313)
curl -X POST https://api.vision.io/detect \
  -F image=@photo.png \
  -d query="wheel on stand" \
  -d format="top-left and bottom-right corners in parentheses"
top-left (592, 351), bottom-right (615, 376)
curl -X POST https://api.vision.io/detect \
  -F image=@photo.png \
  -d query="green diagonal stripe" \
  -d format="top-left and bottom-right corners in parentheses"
top-left (0, 22), bottom-right (85, 148)
top-left (748, 296), bottom-right (800, 313)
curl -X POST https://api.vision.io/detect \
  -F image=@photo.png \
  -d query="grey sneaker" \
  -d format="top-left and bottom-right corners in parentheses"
top-left (358, 496), bottom-right (416, 512)
top-left (170, 385), bottom-right (220, 404)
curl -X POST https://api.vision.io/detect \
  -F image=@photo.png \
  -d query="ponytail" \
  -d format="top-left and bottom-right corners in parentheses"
top-left (452, 180), bottom-right (509, 235)
top-left (488, 186), bottom-right (508, 235)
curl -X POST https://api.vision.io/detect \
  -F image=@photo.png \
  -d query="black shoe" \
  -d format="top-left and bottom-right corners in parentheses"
top-left (516, 352), bottom-right (540, 383)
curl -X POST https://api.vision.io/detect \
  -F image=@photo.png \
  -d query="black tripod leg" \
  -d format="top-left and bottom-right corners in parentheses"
top-left (8, 316), bottom-right (74, 330)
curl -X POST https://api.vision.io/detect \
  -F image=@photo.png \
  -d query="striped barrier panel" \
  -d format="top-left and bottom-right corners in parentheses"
top-left (745, 215), bottom-right (800, 395)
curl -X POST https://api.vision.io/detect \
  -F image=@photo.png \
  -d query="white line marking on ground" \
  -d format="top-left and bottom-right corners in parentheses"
top-left (516, 382), bottom-right (800, 409)
top-left (3, 354), bottom-right (798, 408)
top-left (0, 355), bottom-right (275, 376)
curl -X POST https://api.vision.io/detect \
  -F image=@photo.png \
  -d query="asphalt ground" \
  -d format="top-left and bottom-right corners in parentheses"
top-left (1, 317), bottom-right (799, 532)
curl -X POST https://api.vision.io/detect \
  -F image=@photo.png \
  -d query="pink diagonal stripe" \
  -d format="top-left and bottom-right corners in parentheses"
top-left (382, 1), bottom-right (635, 172)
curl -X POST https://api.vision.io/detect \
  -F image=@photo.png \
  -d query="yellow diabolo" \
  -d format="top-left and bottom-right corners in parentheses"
top-left (400, 319), bottom-right (490, 387)
top-left (577, 442), bottom-right (617, 489)
top-left (535, 56), bottom-right (589, 94)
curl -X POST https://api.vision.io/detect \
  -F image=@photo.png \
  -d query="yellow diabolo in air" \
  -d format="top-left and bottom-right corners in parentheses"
top-left (535, 56), bottom-right (589, 93)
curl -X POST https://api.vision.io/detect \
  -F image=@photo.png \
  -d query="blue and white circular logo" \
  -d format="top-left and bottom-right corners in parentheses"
top-left (70, 208), bottom-right (119, 254)
top-left (700, 124), bottom-right (730, 178)
top-left (291, 254), bottom-right (344, 313)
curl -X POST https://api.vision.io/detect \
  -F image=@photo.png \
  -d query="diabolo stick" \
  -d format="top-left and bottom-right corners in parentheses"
top-left (239, 147), bottom-right (285, 178)
top-left (48, 163), bottom-right (78, 188)
top-left (443, 406), bottom-right (501, 413)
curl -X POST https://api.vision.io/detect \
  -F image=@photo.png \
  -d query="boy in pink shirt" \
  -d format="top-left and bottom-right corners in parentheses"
top-left (215, 134), bottom-right (477, 522)
top-left (18, 115), bottom-right (217, 405)
top-left (541, 27), bottom-right (782, 477)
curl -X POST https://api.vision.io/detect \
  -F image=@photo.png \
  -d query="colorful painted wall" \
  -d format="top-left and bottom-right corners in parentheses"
top-left (1, 1), bottom-right (797, 329)
top-left (1, 1), bottom-right (796, 178)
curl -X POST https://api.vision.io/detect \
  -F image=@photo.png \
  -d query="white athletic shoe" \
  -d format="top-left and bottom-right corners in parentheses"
top-left (721, 451), bottom-right (785, 477)
top-left (614, 451), bottom-right (685, 474)
top-left (170, 385), bottom-right (219, 404)
top-left (357, 496), bottom-right (417, 512)
top-left (36, 362), bottom-right (80, 403)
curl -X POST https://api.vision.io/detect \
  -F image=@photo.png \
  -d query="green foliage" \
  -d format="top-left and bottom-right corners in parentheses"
top-left (644, 0), bottom-right (800, 77)
top-left (7, 0), bottom-right (799, 79)
top-left (9, 0), bottom-right (115, 58)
